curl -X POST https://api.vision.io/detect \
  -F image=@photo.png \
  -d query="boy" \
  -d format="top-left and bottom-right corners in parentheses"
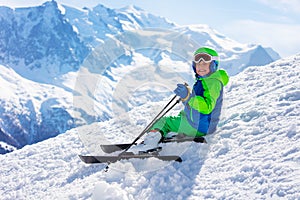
top-left (131, 47), bottom-right (229, 151)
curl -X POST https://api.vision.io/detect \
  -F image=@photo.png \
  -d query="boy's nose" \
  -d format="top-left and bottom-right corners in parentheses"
top-left (197, 62), bottom-right (206, 66)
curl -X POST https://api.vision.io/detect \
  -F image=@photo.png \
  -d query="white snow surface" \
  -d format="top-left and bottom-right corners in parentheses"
top-left (0, 55), bottom-right (299, 199)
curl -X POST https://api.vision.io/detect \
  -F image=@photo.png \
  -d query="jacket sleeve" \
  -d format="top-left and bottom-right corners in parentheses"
top-left (187, 79), bottom-right (222, 114)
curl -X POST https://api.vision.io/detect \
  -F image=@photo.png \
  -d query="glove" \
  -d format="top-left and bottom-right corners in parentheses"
top-left (174, 83), bottom-right (190, 101)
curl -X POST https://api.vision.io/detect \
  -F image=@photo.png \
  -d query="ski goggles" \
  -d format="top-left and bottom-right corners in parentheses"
top-left (194, 53), bottom-right (219, 63)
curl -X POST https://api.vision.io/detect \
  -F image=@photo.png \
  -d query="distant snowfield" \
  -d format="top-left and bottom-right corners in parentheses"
top-left (1, 55), bottom-right (299, 199)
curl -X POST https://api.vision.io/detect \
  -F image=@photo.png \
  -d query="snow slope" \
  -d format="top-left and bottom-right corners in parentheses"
top-left (1, 53), bottom-right (299, 199)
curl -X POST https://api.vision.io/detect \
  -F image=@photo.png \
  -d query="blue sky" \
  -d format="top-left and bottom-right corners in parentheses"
top-left (1, 0), bottom-right (300, 57)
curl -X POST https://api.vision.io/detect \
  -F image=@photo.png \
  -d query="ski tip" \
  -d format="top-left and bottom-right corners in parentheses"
top-left (176, 156), bottom-right (183, 162)
top-left (78, 155), bottom-right (88, 162)
top-left (193, 137), bottom-right (207, 143)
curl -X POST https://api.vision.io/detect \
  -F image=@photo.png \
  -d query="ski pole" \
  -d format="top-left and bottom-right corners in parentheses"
top-left (140, 95), bottom-right (180, 137)
top-left (120, 94), bottom-right (180, 154)
top-left (103, 95), bottom-right (181, 171)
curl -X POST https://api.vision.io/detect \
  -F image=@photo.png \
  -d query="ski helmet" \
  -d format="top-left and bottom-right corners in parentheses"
top-left (192, 47), bottom-right (220, 75)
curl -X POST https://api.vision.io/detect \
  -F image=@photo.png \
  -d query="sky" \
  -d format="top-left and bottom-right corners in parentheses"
top-left (1, 0), bottom-right (300, 58)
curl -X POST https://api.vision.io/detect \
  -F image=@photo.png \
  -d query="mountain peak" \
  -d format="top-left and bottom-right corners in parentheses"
top-left (41, 0), bottom-right (58, 7)
top-left (0, 1), bottom-right (89, 83)
top-left (119, 4), bottom-right (146, 12)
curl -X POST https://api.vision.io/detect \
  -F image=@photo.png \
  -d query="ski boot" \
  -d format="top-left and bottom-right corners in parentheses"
top-left (127, 131), bottom-right (162, 155)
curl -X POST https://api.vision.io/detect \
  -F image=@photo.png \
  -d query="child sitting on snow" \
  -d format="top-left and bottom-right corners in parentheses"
top-left (130, 47), bottom-right (229, 152)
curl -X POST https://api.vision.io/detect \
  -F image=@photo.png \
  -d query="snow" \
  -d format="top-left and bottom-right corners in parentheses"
top-left (1, 54), bottom-right (299, 199)
top-left (56, 2), bottom-right (65, 15)
top-left (0, 64), bottom-right (70, 111)
top-left (0, 141), bottom-right (16, 153)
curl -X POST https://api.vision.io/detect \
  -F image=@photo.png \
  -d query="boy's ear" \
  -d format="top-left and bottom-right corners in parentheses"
top-left (209, 61), bottom-right (218, 72)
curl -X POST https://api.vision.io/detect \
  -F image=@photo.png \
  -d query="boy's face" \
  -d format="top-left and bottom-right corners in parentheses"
top-left (195, 61), bottom-right (210, 76)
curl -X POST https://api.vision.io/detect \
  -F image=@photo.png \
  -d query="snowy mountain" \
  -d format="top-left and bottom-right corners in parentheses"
top-left (0, 64), bottom-right (75, 150)
top-left (63, 4), bottom-right (175, 47)
top-left (63, 5), bottom-right (280, 76)
top-left (0, 1), bottom-right (89, 84)
top-left (0, 0), bottom-right (279, 82)
top-left (0, 0), bottom-right (281, 153)
top-left (173, 25), bottom-right (279, 75)
top-left (0, 54), bottom-right (299, 199)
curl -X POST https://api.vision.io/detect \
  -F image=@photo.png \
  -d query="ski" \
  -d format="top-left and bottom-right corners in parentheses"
top-left (78, 154), bottom-right (182, 164)
top-left (101, 135), bottom-right (207, 153)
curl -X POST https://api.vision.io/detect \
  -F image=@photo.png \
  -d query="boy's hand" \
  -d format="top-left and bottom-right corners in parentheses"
top-left (174, 83), bottom-right (189, 100)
